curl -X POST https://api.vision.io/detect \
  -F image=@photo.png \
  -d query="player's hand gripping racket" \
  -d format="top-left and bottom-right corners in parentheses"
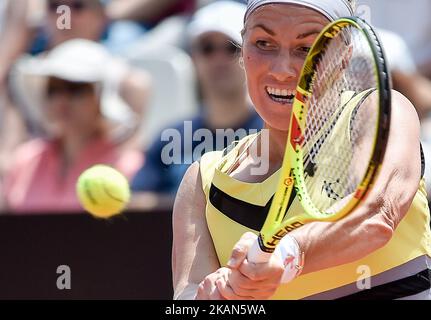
top-left (248, 17), bottom-right (391, 264)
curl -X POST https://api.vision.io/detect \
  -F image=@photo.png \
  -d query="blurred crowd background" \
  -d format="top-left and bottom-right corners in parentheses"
top-left (0, 0), bottom-right (430, 215)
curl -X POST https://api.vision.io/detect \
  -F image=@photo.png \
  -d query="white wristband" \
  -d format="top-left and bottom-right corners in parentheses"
top-left (273, 235), bottom-right (304, 284)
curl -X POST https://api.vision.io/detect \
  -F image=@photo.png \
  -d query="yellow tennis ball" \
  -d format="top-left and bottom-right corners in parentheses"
top-left (76, 165), bottom-right (130, 218)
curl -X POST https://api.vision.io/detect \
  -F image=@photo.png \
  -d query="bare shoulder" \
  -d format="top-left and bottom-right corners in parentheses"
top-left (367, 89), bottom-right (419, 124)
top-left (379, 90), bottom-right (421, 167)
top-left (390, 90), bottom-right (420, 130)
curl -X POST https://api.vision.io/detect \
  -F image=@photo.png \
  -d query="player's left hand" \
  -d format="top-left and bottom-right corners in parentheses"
top-left (216, 232), bottom-right (284, 300)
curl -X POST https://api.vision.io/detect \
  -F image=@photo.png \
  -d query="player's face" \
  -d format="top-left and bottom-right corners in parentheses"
top-left (45, 77), bottom-right (101, 136)
top-left (191, 32), bottom-right (244, 99)
top-left (242, 5), bottom-right (329, 131)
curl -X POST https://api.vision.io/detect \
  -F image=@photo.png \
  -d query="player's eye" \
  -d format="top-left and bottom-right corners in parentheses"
top-left (255, 40), bottom-right (277, 51)
top-left (295, 46), bottom-right (311, 57)
top-left (299, 47), bottom-right (311, 54)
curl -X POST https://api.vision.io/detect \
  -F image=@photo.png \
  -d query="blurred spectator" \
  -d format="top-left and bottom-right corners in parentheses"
top-left (30, 0), bottom-right (145, 55)
top-left (8, 48), bottom-right (151, 151)
top-left (130, 1), bottom-right (263, 207)
top-left (358, 0), bottom-right (431, 71)
top-left (0, 0), bottom-right (33, 88)
top-left (377, 29), bottom-right (431, 122)
top-left (357, 1), bottom-right (431, 140)
top-left (2, 0), bottom-right (152, 144)
top-left (106, 0), bottom-right (196, 29)
top-left (1, 40), bottom-right (145, 214)
top-left (0, 1), bottom-right (6, 26)
top-left (0, 1), bottom-right (33, 182)
top-left (0, 0), bottom-right (150, 175)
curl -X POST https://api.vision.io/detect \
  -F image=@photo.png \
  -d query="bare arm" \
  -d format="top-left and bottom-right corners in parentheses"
top-left (106, 0), bottom-right (179, 22)
top-left (0, 0), bottom-right (32, 87)
top-left (119, 68), bottom-right (151, 118)
top-left (293, 90), bottom-right (422, 274)
top-left (173, 163), bottom-right (281, 300)
top-left (108, 66), bottom-right (151, 147)
top-left (172, 162), bottom-right (220, 300)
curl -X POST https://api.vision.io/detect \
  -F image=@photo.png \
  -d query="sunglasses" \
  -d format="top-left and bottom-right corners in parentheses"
top-left (48, 0), bottom-right (96, 12)
top-left (194, 41), bottom-right (240, 58)
top-left (46, 81), bottom-right (95, 98)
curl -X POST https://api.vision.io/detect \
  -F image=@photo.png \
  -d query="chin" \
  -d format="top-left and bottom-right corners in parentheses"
top-left (266, 118), bottom-right (291, 132)
top-left (253, 99), bottom-right (292, 132)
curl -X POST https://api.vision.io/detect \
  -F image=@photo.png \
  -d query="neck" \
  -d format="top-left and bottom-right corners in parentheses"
top-left (203, 90), bottom-right (251, 129)
top-left (228, 123), bottom-right (288, 182)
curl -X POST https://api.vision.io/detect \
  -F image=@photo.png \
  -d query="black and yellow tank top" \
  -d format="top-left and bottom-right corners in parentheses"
top-left (199, 92), bottom-right (431, 300)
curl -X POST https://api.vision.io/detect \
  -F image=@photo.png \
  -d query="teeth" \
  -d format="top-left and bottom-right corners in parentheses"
top-left (271, 96), bottom-right (292, 104)
top-left (265, 86), bottom-right (296, 104)
top-left (266, 86), bottom-right (296, 98)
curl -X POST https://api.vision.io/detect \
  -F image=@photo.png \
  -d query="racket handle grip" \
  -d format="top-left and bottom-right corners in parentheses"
top-left (247, 238), bottom-right (272, 263)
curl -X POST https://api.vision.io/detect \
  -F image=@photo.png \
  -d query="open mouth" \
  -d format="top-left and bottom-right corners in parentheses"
top-left (266, 86), bottom-right (295, 104)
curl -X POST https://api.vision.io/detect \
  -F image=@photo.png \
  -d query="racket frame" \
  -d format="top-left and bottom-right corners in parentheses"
top-left (257, 17), bottom-right (392, 254)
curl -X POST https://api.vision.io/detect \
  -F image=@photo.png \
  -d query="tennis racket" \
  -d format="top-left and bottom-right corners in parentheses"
top-left (248, 17), bottom-right (391, 263)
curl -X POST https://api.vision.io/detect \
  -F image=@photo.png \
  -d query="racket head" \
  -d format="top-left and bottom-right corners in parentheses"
top-left (256, 17), bottom-right (391, 255)
top-left (291, 17), bottom-right (391, 221)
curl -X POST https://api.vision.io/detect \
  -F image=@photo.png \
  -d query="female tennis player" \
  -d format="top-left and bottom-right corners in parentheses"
top-left (172, 0), bottom-right (431, 300)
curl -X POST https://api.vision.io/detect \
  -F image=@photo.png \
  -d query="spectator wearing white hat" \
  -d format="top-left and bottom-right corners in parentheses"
top-left (0, 0), bottom-right (151, 180)
top-left (1, 39), bottom-right (147, 214)
top-left (130, 1), bottom-right (263, 206)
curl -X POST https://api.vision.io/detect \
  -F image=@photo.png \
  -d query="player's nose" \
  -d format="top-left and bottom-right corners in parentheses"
top-left (268, 52), bottom-right (298, 82)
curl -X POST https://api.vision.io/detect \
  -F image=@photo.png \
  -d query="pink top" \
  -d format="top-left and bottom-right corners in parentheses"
top-left (3, 138), bottom-right (143, 214)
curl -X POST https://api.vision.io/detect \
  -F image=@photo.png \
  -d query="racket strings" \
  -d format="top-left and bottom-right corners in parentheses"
top-left (302, 26), bottom-right (379, 214)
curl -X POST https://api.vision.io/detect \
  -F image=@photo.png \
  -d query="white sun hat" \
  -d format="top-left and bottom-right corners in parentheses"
top-left (22, 38), bottom-right (111, 82)
top-left (187, 0), bottom-right (247, 45)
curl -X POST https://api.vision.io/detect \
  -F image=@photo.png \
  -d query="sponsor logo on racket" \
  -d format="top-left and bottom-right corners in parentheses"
top-left (290, 115), bottom-right (304, 147)
top-left (284, 177), bottom-right (294, 187)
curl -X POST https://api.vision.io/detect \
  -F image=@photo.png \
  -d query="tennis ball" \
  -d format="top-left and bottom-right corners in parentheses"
top-left (76, 165), bottom-right (130, 219)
